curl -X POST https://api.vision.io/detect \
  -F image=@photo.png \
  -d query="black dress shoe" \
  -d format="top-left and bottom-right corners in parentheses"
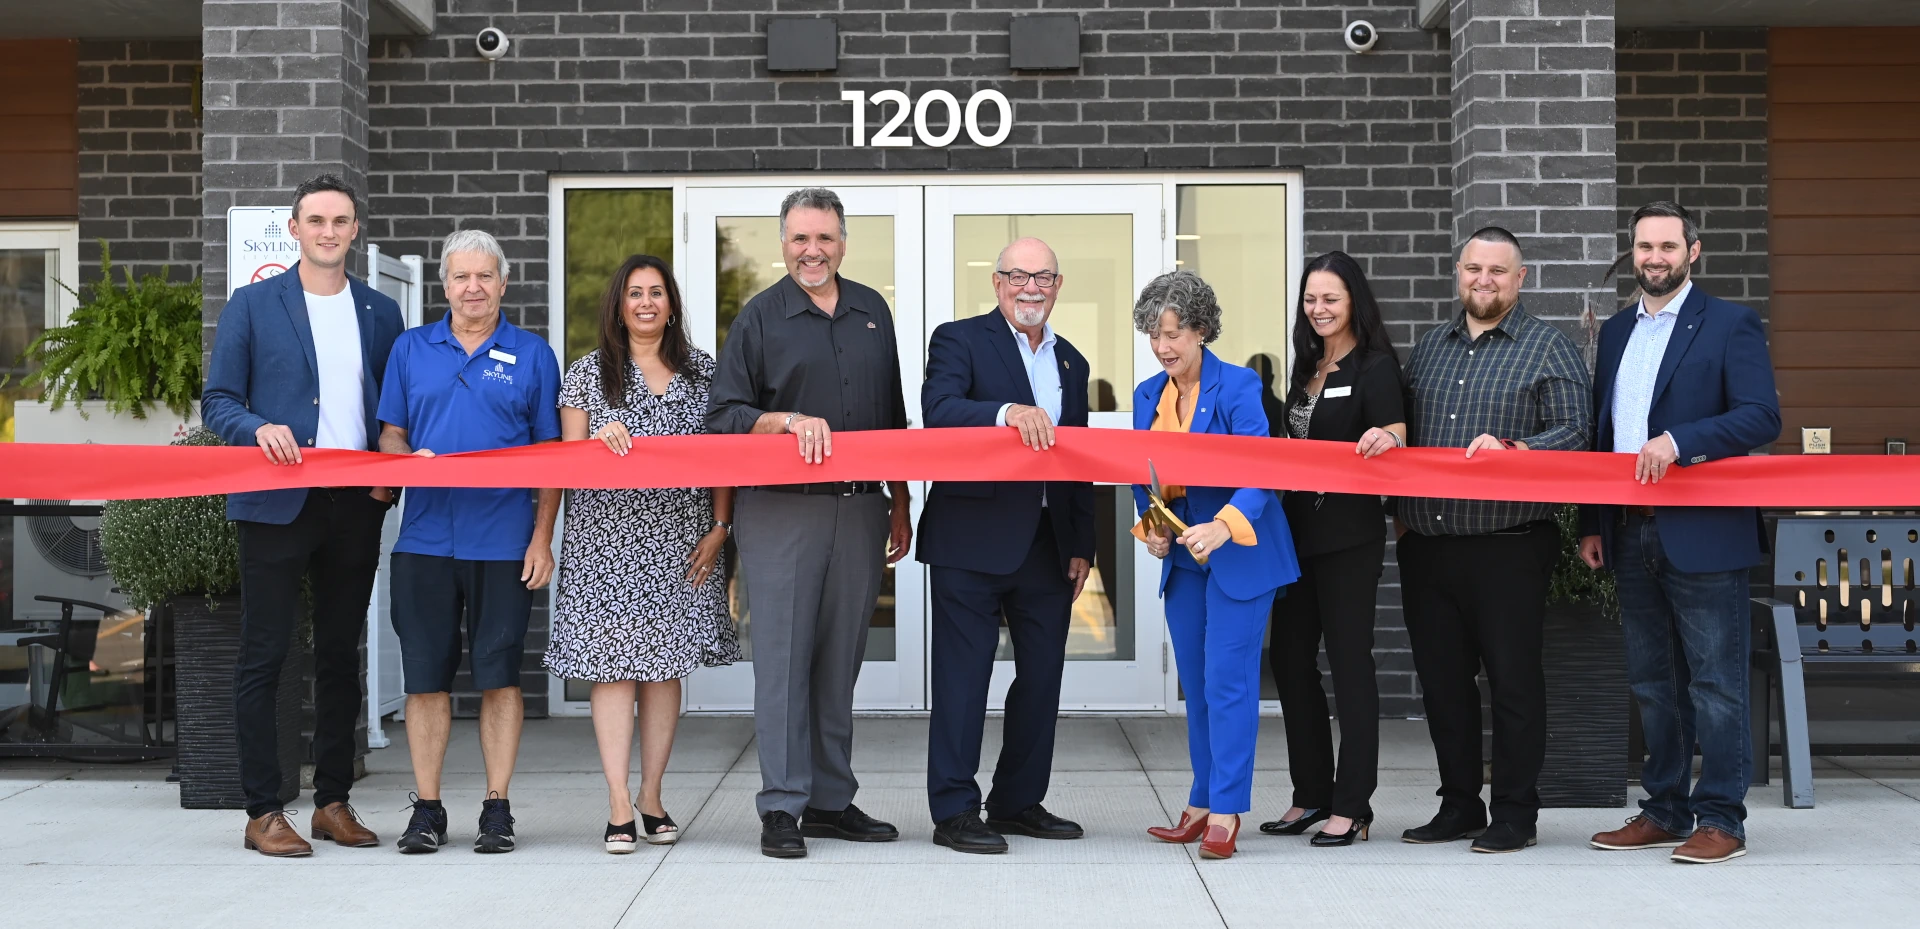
top-left (1400, 810), bottom-right (1488, 844)
top-left (801, 803), bottom-right (899, 842)
top-left (933, 812), bottom-right (1008, 855)
top-left (986, 803), bottom-right (1084, 840)
top-left (1470, 822), bottom-right (1538, 854)
top-left (760, 810), bottom-right (807, 859)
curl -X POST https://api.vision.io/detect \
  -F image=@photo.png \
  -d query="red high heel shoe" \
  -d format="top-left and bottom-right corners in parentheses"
top-left (1198, 815), bottom-right (1241, 859)
top-left (1146, 810), bottom-right (1208, 844)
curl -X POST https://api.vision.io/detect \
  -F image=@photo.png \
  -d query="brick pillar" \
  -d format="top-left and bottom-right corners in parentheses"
top-left (201, 0), bottom-right (370, 328)
top-left (1450, 0), bottom-right (1616, 336)
top-left (199, 0), bottom-right (373, 762)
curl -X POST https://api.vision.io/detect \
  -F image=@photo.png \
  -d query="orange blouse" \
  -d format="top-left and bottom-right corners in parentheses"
top-left (1130, 378), bottom-right (1257, 546)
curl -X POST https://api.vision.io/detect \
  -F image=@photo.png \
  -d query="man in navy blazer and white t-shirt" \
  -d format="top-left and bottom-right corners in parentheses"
top-left (202, 175), bottom-right (404, 857)
top-left (1578, 202), bottom-right (1781, 865)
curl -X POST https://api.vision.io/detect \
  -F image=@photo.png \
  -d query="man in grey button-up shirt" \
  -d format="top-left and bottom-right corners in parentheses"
top-left (1390, 227), bottom-right (1591, 854)
top-left (706, 188), bottom-right (912, 857)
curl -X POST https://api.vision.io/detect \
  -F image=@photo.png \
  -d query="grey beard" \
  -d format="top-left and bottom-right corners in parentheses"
top-left (1012, 303), bottom-right (1047, 327)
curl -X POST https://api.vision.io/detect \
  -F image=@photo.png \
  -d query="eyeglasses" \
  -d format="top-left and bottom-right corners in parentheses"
top-left (995, 268), bottom-right (1060, 288)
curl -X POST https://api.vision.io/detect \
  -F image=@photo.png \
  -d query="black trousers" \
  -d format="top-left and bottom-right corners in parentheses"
top-left (926, 516), bottom-right (1074, 823)
top-left (1397, 523), bottom-right (1557, 828)
top-left (233, 488), bottom-right (386, 818)
top-left (1269, 536), bottom-right (1385, 820)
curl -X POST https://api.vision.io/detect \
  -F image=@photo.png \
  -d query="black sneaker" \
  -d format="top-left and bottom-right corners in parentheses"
top-left (396, 794), bottom-right (448, 854)
top-left (1400, 808), bottom-right (1488, 844)
top-left (761, 810), bottom-right (807, 859)
top-left (1470, 822), bottom-right (1538, 854)
top-left (475, 795), bottom-right (516, 853)
top-left (801, 803), bottom-right (899, 842)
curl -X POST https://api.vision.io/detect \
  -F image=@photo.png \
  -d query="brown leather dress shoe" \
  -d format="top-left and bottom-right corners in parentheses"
top-left (1670, 825), bottom-right (1747, 864)
top-left (244, 811), bottom-right (313, 858)
top-left (310, 802), bottom-right (380, 847)
top-left (1590, 815), bottom-right (1687, 851)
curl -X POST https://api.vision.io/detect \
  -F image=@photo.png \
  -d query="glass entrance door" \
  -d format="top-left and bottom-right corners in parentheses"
top-left (679, 185), bottom-right (927, 711)
top-left (923, 184), bottom-right (1169, 710)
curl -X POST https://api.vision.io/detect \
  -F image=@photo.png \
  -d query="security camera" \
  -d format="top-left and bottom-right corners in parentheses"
top-left (1344, 20), bottom-right (1378, 54)
top-left (476, 27), bottom-right (510, 60)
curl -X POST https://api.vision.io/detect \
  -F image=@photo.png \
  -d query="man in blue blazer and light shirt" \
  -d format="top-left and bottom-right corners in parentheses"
top-left (918, 237), bottom-right (1095, 854)
top-left (202, 175), bottom-right (404, 857)
top-left (1579, 202), bottom-right (1781, 865)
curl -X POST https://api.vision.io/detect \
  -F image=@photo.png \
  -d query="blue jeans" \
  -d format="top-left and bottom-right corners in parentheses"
top-left (1613, 513), bottom-right (1752, 839)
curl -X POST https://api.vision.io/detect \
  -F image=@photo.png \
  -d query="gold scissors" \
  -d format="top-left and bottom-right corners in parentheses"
top-left (1145, 459), bottom-right (1206, 565)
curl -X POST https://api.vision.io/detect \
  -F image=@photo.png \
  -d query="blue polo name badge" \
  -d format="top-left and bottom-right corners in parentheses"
top-left (489, 349), bottom-right (517, 364)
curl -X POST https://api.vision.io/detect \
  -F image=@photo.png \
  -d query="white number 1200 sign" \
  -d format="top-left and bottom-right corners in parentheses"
top-left (841, 89), bottom-right (1014, 148)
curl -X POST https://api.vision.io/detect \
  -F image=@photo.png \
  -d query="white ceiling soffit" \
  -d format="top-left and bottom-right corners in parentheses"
top-left (0, 0), bottom-right (433, 39)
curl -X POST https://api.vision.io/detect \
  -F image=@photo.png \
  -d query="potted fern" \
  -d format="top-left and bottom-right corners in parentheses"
top-left (8, 247), bottom-right (201, 445)
top-left (101, 427), bottom-right (303, 810)
top-left (1538, 503), bottom-right (1629, 808)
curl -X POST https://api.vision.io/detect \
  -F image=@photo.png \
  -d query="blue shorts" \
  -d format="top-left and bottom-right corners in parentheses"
top-left (391, 553), bottom-right (532, 694)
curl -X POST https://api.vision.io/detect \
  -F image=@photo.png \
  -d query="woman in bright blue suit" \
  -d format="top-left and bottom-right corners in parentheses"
top-left (1130, 270), bottom-right (1301, 860)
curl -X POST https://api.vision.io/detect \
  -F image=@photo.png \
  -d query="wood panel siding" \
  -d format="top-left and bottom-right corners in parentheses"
top-left (1769, 28), bottom-right (1920, 456)
top-left (0, 40), bottom-right (78, 219)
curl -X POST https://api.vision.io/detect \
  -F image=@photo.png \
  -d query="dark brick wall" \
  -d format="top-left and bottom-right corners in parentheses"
top-left (76, 40), bottom-right (203, 286)
top-left (1614, 29), bottom-right (1769, 321)
top-left (367, 0), bottom-right (1456, 346)
top-left (365, 0), bottom-right (1455, 717)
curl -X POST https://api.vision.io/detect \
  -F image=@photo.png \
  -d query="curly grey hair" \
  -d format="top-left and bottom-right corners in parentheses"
top-left (1131, 269), bottom-right (1222, 344)
top-left (779, 187), bottom-right (847, 239)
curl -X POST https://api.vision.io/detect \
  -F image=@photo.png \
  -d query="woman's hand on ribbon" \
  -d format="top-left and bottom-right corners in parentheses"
top-left (595, 421), bottom-right (633, 457)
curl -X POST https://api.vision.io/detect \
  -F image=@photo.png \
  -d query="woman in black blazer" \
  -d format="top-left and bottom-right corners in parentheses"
top-left (1260, 251), bottom-right (1406, 846)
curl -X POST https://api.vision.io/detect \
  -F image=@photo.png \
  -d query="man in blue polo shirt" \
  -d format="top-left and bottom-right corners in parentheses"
top-left (376, 229), bottom-right (561, 855)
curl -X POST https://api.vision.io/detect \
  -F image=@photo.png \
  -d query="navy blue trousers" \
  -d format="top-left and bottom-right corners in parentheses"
top-left (926, 518), bottom-right (1074, 823)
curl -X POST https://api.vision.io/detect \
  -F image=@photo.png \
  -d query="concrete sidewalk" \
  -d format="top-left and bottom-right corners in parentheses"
top-left (3, 716), bottom-right (1917, 928)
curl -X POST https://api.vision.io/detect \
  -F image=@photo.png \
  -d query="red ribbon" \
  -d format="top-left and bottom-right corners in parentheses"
top-left (4, 427), bottom-right (1917, 507)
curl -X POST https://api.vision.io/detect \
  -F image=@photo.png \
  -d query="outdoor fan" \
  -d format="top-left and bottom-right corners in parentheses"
top-left (24, 503), bottom-right (109, 578)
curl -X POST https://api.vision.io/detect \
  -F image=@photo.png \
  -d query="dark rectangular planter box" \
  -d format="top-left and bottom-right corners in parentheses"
top-left (1539, 602), bottom-right (1630, 808)
top-left (172, 595), bottom-right (305, 810)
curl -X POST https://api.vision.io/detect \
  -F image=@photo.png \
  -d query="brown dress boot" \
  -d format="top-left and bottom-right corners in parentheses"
top-left (310, 802), bottom-right (380, 847)
top-left (1670, 825), bottom-right (1747, 864)
top-left (244, 811), bottom-right (314, 858)
top-left (1589, 815), bottom-right (1687, 851)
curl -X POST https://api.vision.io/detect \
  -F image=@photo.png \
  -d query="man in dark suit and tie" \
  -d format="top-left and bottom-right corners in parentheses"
top-left (919, 237), bottom-right (1096, 854)
top-left (1579, 201), bottom-right (1781, 865)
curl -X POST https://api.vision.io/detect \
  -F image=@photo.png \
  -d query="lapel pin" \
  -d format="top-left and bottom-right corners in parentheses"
top-left (867, 321), bottom-right (876, 329)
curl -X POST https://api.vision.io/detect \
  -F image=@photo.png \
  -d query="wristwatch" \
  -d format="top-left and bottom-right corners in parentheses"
top-left (713, 520), bottom-right (733, 538)
top-left (783, 411), bottom-right (802, 433)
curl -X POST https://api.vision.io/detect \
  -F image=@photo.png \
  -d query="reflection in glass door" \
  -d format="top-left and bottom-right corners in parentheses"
top-left (924, 185), bottom-right (1168, 710)
top-left (680, 186), bottom-right (925, 711)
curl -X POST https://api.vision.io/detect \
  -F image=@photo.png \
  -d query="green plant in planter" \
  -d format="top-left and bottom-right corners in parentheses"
top-left (8, 244), bottom-right (202, 419)
top-left (1547, 503), bottom-right (1619, 619)
top-left (99, 426), bottom-right (239, 610)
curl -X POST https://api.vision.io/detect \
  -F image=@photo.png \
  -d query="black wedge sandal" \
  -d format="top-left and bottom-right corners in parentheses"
top-left (605, 820), bottom-right (638, 855)
top-left (641, 810), bottom-right (680, 846)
